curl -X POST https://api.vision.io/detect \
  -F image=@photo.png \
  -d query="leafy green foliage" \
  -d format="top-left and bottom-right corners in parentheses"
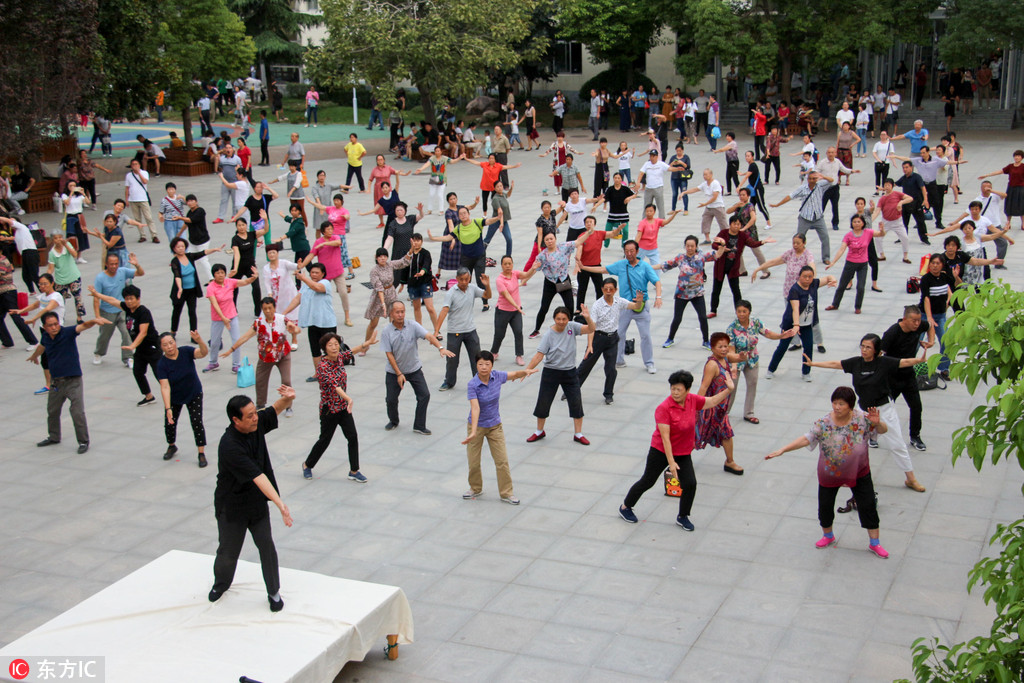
top-left (939, 0), bottom-right (1023, 67)
top-left (901, 281), bottom-right (1024, 681)
top-left (93, 0), bottom-right (164, 118)
top-left (228, 0), bottom-right (321, 65)
top-left (309, 0), bottom-right (537, 126)
top-left (490, 0), bottom-right (557, 97)
top-left (556, 0), bottom-right (664, 69)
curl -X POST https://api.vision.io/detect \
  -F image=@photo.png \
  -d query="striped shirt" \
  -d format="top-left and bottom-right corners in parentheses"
top-left (789, 180), bottom-right (832, 221)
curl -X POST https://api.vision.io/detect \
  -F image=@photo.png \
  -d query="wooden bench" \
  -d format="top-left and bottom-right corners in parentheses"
top-left (144, 148), bottom-right (214, 177)
top-left (24, 178), bottom-right (59, 214)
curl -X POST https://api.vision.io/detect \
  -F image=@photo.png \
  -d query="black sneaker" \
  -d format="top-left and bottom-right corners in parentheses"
top-left (817, 345), bottom-right (826, 353)
top-left (385, 422), bottom-right (398, 431)
top-left (676, 515), bottom-right (695, 531)
top-left (910, 437), bottom-right (927, 451)
top-left (413, 427), bottom-right (432, 436)
top-left (268, 595), bottom-right (284, 612)
top-left (605, 396), bottom-right (614, 405)
top-left (619, 505), bottom-right (638, 523)
top-left (529, 330), bottom-right (540, 339)
top-left (137, 396), bottom-right (156, 407)
top-left (77, 443), bottom-right (89, 454)
top-left (868, 438), bottom-right (879, 449)
top-left (163, 445), bottom-right (178, 461)
top-left (208, 588), bottom-right (223, 602)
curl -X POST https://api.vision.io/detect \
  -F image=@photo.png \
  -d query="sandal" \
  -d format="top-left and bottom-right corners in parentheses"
top-left (760, 272), bottom-right (771, 279)
top-left (902, 258), bottom-right (912, 264)
top-left (871, 286), bottom-right (883, 293)
top-left (743, 416), bottom-right (760, 424)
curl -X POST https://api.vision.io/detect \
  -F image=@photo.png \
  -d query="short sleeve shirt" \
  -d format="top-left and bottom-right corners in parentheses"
top-left (537, 321), bottom-right (584, 370)
top-left (650, 393), bottom-right (707, 456)
top-left (535, 242), bottom-right (576, 283)
top-left (206, 278), bottom-right (239, 322)
top-left (93, 267), bottom-right (136, 315)
top-left (442, 284), bottom-right (484, 333)
top-left (466, 370), bottom-right (508, 429)
top-left (215, 408), bottom-right (280, 522)
top-left (381, 321), bottom-right (428, 374)
top-left (156, 346), bottom-right (202, 405)
top-left (121, 303), bottom-right (160, 352)
top-left (39, 326), bottom-right (82, 378)
top-left (839, 355), bottom-right (901, 408)
top-left (726, 318), bottom-right (766, 370)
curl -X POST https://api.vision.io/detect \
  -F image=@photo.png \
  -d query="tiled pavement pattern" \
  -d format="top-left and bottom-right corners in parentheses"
top-left (2, 127), bottom-right (1022, 682)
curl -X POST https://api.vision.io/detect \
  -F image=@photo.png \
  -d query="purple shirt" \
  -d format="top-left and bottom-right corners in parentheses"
top-left (466, 370), bottom-right (508, 428)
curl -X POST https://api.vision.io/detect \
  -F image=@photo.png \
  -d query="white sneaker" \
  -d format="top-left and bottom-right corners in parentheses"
top-left (124, 358), bottom-right (134, 369)
top-left (93, 354), bottom-right (102, 365)
top-left (75, 257), bottom-right (88, 264)
top-left (802, 374), bottom-right (812, 382)
top-left (26, 345), bottom-right (36, 352)
top-left (765, 370), bottom-right (774, 379)
top-left (646, 365), bottom-right (657, 375)
top-left (284, 407), bottom-right (293, 418)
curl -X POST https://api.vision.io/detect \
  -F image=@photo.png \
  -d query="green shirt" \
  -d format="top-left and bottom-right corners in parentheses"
top-left (49, 247), bottom-right (81, 285)
top-left (284, 216), bottom-right (310, 253)
top-left (490, 193), bottom-right (511, 221)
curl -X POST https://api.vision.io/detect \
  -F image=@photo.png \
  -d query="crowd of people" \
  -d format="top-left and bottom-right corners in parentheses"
top-left (1, 93), bottom-right (1020, 612)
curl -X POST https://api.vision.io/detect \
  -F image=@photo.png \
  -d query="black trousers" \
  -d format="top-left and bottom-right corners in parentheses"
top-left (494, 152), bottom-right (509, 187)
top-left (831, 261), bottom-right (868, 309)
top-left (233, 277), bottom-right (262, 317)
top-left (754, 135), bottom-right (766, 160)
top-left (534, 278), bottom-right (574, 331)
top-left (534, 367), bottom-right (583, 419)
top-left (259, 139), bottom-right (270, 165)
top-left (763, 156), bottom-right (781, 184)
top-left (213, 512), bottom-right (280, 596)
top-left (170, 291), bottom-right (199, 334)
top-left (818, 473), bottom-right (879, 530)
top-left (133, 347), bottom-right (161, 396)
top-left (385, 368), bottom-right (429, 431)
top-left (625, 447), bottom-right (697, 517)
top-left (0, 290), bottom-right (37, 347)
top-left (165, 392), bottom-right (206, 447)
top-left (725, 159), bottom-right (740, 193)
top-left (306, 407), bottom-right (359, 471)
top-left (873, 162), bottom-right (890, 189)
top-left (575, 269), bottom-right (604, 307)
top-left (346, 164), bottom-right (365, 191)
top-left (890, 377), bottom-right (923, 439)
top-left (445, 330), bottom-right (480, 388)
top-left (459, 253), bottom-right (488, 305)
top-left (668, 296), bottom-right (709, 343)
top-left (823, 184), bottom-right (841, 228)
top-left (867, 239), bottom-right (879, 281)
top-left (20, 249), bottom-right (39, 293)
top-left (751, 184), bottom-right (771, 222)
top-left (491, 308), bottom-right (524, 356)
top-left (577, 330), bottom-right (617, 399)
top-left (926, 181), bottom-right (945, 227)
top-left (902, 200), bottom-right (928, 241)
top-left (695, 112), bottom-right (708, 135)
top-left (710, 274), bottom-right (741, 314)
top-left (389, 123), bottom-right (401, 150)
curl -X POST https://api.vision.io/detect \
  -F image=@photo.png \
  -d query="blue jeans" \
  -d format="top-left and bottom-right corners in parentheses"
top-left (856, 129), bottom-right (868, 155)
top-left (483, 221), bottom-right (513, 258)
top-left (637, 247), bottom-right (660, 265)
top-left (367, 110), bottom-right (383, 129)
top-left (306, 106), bottom-right (318, 124)
top-left (768, 324), bottom-right (814, 375)
top-left (931, 313), bottom-right (950, 372)
top-left (706, 124), bottom-right (718, 150)
top-left (671, 177), bottom-right (689, 211)
top-left (164, 219), bottom-right (183, 245)
top-left (619, 168), bottom-right (632, 184)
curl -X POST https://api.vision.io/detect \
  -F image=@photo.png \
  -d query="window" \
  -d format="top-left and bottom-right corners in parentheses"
top-left (306, 0), bottom-right (318, 10)
top-left (552, 40), bottom-right (583, 75)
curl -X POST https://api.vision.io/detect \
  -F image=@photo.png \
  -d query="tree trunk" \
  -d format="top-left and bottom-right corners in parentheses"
top-left (182, 107), bottom-right (195, 149)
top-left (780, 49), bottom-right (793, 104)
top-left (417, 81), bottom-right (437, 129)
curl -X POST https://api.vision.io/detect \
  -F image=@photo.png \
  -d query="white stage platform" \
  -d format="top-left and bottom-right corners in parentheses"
top-left (0, 549), bottom-right (414, 682)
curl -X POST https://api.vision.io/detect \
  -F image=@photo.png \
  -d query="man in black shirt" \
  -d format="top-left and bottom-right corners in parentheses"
top-left (894, 161), bottom-right (930, 244)
top-left (181, 194), bottom-right (213, 283)
top-left (880, 305), bottom-right (935, 451)
top-left (804, 332), bottom-right (927, 492)
top-left (210, 389), bottom-right (295, 612)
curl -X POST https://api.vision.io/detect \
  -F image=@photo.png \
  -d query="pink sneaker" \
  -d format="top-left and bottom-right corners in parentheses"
top-left (815, 535), bottom-right (837, 549)
top-left (868, 544), bottom-right (889, 559)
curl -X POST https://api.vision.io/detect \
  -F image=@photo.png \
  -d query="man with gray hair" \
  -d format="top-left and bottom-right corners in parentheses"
top-left (381, 300), bottom-right (454, 434)
top-left (770, 171), bottom-right (836, 263)
top-left (434, 267), bottom-right (492, 391)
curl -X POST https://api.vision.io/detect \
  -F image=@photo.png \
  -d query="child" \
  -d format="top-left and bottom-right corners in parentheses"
top-left (507, 108), bottom-right (523, 150)
top-left (158, 182), bottom-right (186, 246)
top-left (278, 203), bottom-right (310, 266)
top-left (239, 108), bottom-right (251, 140)
top-left (610, 142), bottom-right (635, 185)
top-left (484, 132), bottom-right (493, 157)
top-left (85, 212), bottom-right (129, 266)
top-left (641, 128), bottom-right (659, 159)
top-left (797, 151), bottom-right (816, 180)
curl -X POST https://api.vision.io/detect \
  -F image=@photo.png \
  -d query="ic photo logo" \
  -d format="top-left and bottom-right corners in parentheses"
top-left (9, 658), bottom-right (30, 680)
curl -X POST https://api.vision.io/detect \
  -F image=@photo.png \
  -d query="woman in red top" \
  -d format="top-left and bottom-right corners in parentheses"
top-left (302, 331), bottom-right (377, 482)
top-left (978, 149), bottom-right (1024, 228)
top-left (236, 137), bottom-right (253, 183)
top-left (464, 154), bottom-right (521, 213)
top-left (752, 105), bottom-right (768, 160)
top-left (618, 368), bottom-right (733, 531)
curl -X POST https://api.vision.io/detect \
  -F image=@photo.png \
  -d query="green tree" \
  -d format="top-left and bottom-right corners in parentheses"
top-left (555, 0), bottom-right (663, 87)
top-left (228, 0), bottom-right (321, 74)
top-left (93, 0), bottom-right (165, 118)
top-left (0, 0), bottom-right (98, 162)
top-left (308, 0), bottom-right (536, 127)
top-left (900, 281), bottom-right (1024, 681)
top-left (156, 0), bottom-right (255, 147)
top-left (490, 0), bottom-right (556, 100)
top-left (938, 0), bottom-right (1024, 67)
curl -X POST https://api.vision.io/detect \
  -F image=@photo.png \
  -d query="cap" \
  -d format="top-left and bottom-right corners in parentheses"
top-left (648, 149), bottom-right (659, 156)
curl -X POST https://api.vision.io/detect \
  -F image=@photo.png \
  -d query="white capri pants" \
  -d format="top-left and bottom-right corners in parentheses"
top-left (876, 400), bottom-right (914, 472)
top-left (427, 182), bottom-right (447, 214)
top-left (875, 218), bottom-right (909, 258)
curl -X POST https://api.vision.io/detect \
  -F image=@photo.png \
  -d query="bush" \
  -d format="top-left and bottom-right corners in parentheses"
top-left (578, 69), bottom-right (657, 105)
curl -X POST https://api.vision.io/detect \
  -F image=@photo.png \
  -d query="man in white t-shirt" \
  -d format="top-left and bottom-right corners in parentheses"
top-left (884, 88), bottom-right (902, 135)
top-left (835, 102), bottom-right (855, 129)
top-left (942, 190), bottom-right (1010, 263)
top-left (638, 150), bottom-right (670, 218)
top-left (680, 168), bottom-right (727, 243)
top-left (124, 159), bottom-right (158, 242)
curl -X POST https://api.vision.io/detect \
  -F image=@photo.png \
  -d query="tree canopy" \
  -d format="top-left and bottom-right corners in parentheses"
top-left (939, 0), bottom-right (1022, 67)
top-left (228, 0), bottom-right (321, 67)
top-left (556, 0), bottom-right (664, 70)
top-left (93, 0), bottom-right (165, 119)
top-left (307, 0), bottom-right (538, 125)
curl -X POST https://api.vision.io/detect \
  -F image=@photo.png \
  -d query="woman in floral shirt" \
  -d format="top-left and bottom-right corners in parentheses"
top-left (658, 235), bottom-right (723, 349)
top-left (364, 247), bottom-right (412, 347)
top-left (766, 386), bottom-right (891, 559)
top-left (523, 231), bottom-right (591, 338)
top-left (222, 297), bottom-right (300, 410)
top-left (0, 252), bottom-right (38, 349)
top-left (302, 331), bottom-right (377, 482)
top-left (725, 299), bottom-right (796, 424)
top-left (750, 233), bottom-right (825, 353)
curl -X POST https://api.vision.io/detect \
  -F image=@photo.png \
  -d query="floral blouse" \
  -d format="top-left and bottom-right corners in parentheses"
top-left (806, 411), bottom-right (877, 487)
top-left (535, 242), bottom-right (576, 282)
top-left (253, 313), bottom-right (291, 364)
top-left (726, 318), bottom-right (766, 370)
top-left (661, 250), bottom-right (715, 299)
top-left (316, 353), bottom-right (354, 414)
top-left (780, 248), bottom-right (814, 301)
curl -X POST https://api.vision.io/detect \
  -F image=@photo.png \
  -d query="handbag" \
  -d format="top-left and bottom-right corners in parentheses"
top-left (431, 275), bottom-right (439, 292)
top-left (906, 276), bottom-right (920, 294)
top-left (711, 126), bottom-right (721, 139)
top-left (680, 169), bottom-right (694, 181)
top-left (340, 340), bottom-right (355, 366)
top-left (624, 338), bottom-right (636, 355)
top-left (914, 363), bottom-right (946, 391)
top-left (351, 256), bottom-right (361, 269)
top-left (236, 357), bottom-right (255, 388)
top-left (554, 278), bottom-right (572, 293)
top-left (664, 468), bottom-right (681, 497)
top-left (300, 170), bottom-right (309, 188)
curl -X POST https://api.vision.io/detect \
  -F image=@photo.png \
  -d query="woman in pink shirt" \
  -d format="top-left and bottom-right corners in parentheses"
top-left (299, 220), bottom-right (352, 326)
top-left (635, 204), bottom-right (681, 265)
top-left (824, 214), bottom-right (874, 313)
top-left (490, 255), bottom-right (529, 365)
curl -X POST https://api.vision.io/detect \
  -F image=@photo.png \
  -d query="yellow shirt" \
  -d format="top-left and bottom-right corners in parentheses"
top-left (345, 142), bottom-right (366, 167)
top-left (170, 137), bottom-right (184, 148)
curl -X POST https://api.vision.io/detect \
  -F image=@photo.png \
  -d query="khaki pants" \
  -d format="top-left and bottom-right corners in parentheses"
top-left (466, 423), bottom-right (514, 498)
top-left (129, 201), bottom-right (157, 239)
top-left (48, 376), bottom-right (89, 445)
top-left (255, 355), bottom-right (292, 407)
top-left (728, 364), bottom-right (760, 418)
top-left (700, 206), bottom-right (728, 239)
